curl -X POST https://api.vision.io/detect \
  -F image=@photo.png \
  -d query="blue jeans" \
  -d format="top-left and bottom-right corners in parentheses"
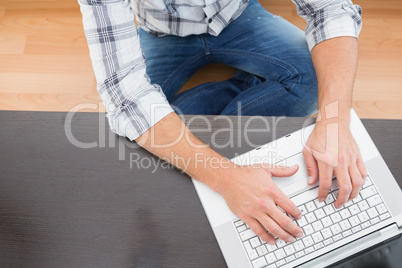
top-left (139, 0), bottom-right (318, 116)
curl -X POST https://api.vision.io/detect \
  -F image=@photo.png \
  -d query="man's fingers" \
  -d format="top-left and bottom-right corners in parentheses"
top-left (259, 213), bottom-right (298, 243)
top-left (276, 193), bottom-right (302, 221)
top-left (269, 206), bottom-right (303, 240)
top-left (303, 148), bottom-right (318, 185)
top-left (269, 164), bottom-right (299, 178)
top-left (334, 168), bottom-right (352, 208)
top-left (246, 218), bottom-right (276, 245)
top-left (349, 164), bottom-right (364, 200)
top-left (317, 161), bottom-right (334, 202)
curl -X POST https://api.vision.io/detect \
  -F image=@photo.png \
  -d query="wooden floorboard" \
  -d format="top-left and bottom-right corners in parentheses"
top-left (0, 0), bottom-right (401, 118)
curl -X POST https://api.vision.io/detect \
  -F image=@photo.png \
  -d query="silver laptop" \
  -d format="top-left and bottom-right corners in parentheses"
top-left (192, 109), bottom-right (402, 268)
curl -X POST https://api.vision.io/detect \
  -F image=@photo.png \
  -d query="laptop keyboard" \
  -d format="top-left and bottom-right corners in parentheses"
top-left (234, 175), bottom-right (391, 268)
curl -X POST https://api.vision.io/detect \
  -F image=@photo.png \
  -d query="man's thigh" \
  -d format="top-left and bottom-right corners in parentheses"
top-left (205, 0), bottom-right (316, 93)
top-left (139, 29), bottom-right (208, 101)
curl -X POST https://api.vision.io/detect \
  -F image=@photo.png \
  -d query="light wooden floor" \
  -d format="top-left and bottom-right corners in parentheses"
top-left (0, 0), bottom-right (401, 118)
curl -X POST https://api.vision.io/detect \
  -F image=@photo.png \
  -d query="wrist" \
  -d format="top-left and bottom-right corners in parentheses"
top-left (316, 102), bottom-right (351, 128)
top-left (189, 154), bottom-right (237, 195)
top-left (210, 162), bottom-right (241, 196)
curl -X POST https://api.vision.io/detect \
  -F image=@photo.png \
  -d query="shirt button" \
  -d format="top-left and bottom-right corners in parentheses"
top-left (208, 18), bottom-right (212, 23)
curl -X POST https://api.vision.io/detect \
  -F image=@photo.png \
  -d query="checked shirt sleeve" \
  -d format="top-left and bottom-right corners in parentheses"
top-left (292, 0), bottom-right (362, 50)
top-left (79, 0), bottom-right (174, 140)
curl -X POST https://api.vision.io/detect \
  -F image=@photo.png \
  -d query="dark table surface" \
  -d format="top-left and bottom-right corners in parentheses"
top-left (0, 111), bottom-right (401, 267)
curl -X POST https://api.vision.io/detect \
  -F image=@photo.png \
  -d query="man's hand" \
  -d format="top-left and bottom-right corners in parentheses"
top-left (308, 36), bottom-right (367, 208)
top-left (303, 120), bottom-right (367, 208)
top-left (218, 164), bottom-right (304, 244)
top-left (137, 113), bottom-right (305, 245)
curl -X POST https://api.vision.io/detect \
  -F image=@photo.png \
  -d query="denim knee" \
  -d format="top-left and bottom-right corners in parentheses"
top-left (291, 58), bottom-right (318, 116)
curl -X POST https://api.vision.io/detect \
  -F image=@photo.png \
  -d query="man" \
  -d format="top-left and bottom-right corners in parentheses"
top-left (79, 0), bottom-right (367, 245)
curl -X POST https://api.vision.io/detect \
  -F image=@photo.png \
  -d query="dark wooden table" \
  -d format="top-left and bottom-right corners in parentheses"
top-left (0, 111), bottom-right (401, 267)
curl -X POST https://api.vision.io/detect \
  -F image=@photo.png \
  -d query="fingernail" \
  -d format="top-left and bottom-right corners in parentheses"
top-left (318, 197), bottom-right (325, 202)
top-left (296, 232), bottom-right (303, 238)
top-left (334, 204), bottom-right (340, 209)
top-left (297, 214), bottom-right (303, 220)
top-left (307, 176), bottom-right (314, 184)
top-left (268, 239), bottom-right (276, 245)
top-left (286, 237), bottom-right (295, 243)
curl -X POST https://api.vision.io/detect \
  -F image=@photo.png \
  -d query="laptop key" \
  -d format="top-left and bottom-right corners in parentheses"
top-left (363, 177), bottom-right (372, 188)
top-left (302, 236), bottom-right (314, 247)
top-left (305, 212), bottom-right (317, 223)
top-left (352, 226), bottom-right (362, 233)
top-left (314, 199), bottom-right (325, 208)
top-left (244, 241), bottom-right (259, 260)
top-left (284, 244), bottom-right (295, 256)
top-left (323, 238), bottom-right (334, 246)
top-left (285, 255), bottom-right (296, 263)
top-left (265, 252), bottom-right (276, 264)
top-left (295, 250), bottom-right (305, 258)
top-left (293, 240), bottom-right (305, 252)
top-left (298, 204), bottom-right (307, 215)
top-left (340, 209), bottom-right (351, 219)
top-left (348, 215), bottom-right (360, 227)
top-left (314, 208), bottom-right (326, 219)
top-left (344, 200), bottom-right (353, 207)
top-left (276, 239), bottom-right (286, 248)
top-left (358, 211), bottom-right (369, 223)
top-left (361, 221), bottom-right (371, 229)
top-left (333, 234), bottom-right (342, 241)
top-left (312, 220), bottom-right (324, 232)
top-left (323, 204), bottom-right (335, 215)
top-left (305, 201), bottom-right (316, 212)
top-left (250, 237), bottom-right (261, 248)
top-left (348, 204), bottom-right (360, 215)
top-left (256, 245), bottom-right (268, 256)
top-left (274, 248), bottom-right (286, 260)
top-left (360, 186), bottom-right (377, 199)
top-left (325, 193), bottom-right (335, 204)
top-left (304, 246), bottom-right (314, 255)
top-left (330, 223), bottom-right (342, 234)
top-left (237, 225), bottom-right (247, 232)
top-left (303, 224), bottom-right (314, 235)
top-left (370, 217), bottom-right (380, 225)
top-left (297, 216), bottom-right (308, 227)
top-left (357, 200), bottom-right (369, 211)
top-left (234, 220), bottom-right (244, 227)
top-left (367, 207), bottom-right (379, 218)
top-left (342, 230), bottom-right (352, 237)
top-left (240, 229), bottom-right (256, 241)
top-left (276, 259), bottom-right (286, 267)
top-left (380, 213), bottom-right (391, 220)
top-left (330, 212), bottom-right (342, 223)
top-left (314, 242), bottom-right (324, 250)
top-left (376, 203), bottom-right (387, 215)
top-left (340, 219), bottom-right (351, 230)
top-left (266, 243), bottom-right (277, 252)
top-left (367, 195), bottom-right (382, 207)
top-left (322, 216), bottom-right (333, 227)
top-left (252, 257), bottom-right (267, 268)
top-left (321, 228), bottom-right (332, 239)
top-left (352, 194), bottom-right (362, 203)
top-left (312, 232), bottom-right (323, 243)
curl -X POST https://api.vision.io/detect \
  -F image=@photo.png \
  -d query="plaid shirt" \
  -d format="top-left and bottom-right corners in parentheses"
top-left (78, 0), bottom-right (362, 140)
